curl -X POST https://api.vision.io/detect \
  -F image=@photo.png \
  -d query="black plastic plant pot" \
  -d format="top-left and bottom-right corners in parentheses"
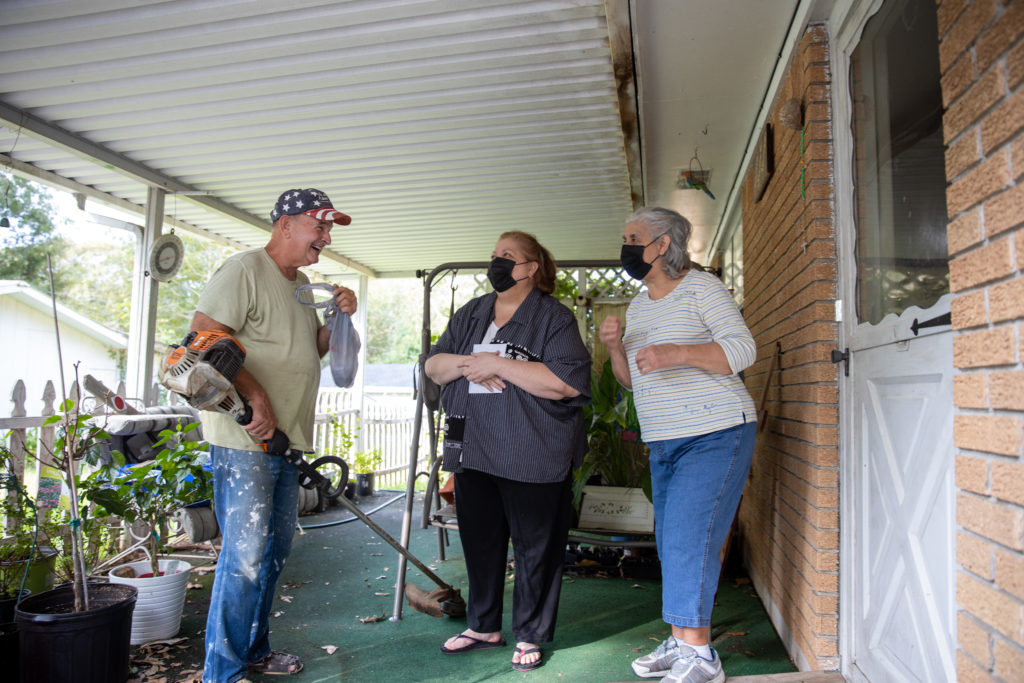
top-left (0, 588), bottom-right (29, 624)
top-left (0, 621), bottom-right (18, 682)
top-left (15, 582), bottom-right (137, 683)
top-left (355, 472), bottom-right (375, 497)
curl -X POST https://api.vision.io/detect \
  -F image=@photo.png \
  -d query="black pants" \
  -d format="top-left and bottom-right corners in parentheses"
top-left (453, 468), bottom-right (572, 644)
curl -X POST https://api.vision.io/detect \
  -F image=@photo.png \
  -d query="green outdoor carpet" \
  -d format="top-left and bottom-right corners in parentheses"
top-left (139, 491), bottom-right (795, 682)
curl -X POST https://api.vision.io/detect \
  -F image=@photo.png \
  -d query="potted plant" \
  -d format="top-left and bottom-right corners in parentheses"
top-left (45, 504), bottom-right (120, 589)
top-left (330, 417), bottom-right (381, 498)
top-left (83, 420), bottom-right (210, 645)
top-left (14, 393), bottom-right (138, 683)
top-left (0, 448), bottom-right (39, 679)
top-left (0, 447), bottom-right (67, 610)
top-left (1, 447), bottom-right (38, 617)
top-left (351, 447), bottom-right (383, 497)
top-left (573, 359), bottom-right (654, 534)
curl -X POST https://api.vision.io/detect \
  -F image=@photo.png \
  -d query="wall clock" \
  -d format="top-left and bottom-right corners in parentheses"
top-left (149, 232), bottom-right (184, 282)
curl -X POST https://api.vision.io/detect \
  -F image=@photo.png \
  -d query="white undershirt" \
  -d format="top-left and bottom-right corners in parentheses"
top-left (481, 321), bottom-right (500, 344)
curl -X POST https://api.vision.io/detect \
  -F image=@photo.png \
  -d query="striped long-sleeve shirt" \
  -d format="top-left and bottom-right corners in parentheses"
top-left (623, 269), bottom-right (756, 441)
top-left (429, 288), bottom-right (592, 483)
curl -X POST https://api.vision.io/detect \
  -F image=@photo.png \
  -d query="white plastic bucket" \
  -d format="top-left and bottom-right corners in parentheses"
top-left (108, 558), bottom-right (191, 645)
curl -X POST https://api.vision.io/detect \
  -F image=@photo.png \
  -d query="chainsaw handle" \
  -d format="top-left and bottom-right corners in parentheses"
top-left (236, 405), bottom-right (291, 456)
top-left (263, 429), bottom-right (290, 456)
top-left (237, 404), bottom-right (254, 426)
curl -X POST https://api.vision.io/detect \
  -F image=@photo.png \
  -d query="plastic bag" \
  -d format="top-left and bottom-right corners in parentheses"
top-left (295, 283), bottom-right (361, 388)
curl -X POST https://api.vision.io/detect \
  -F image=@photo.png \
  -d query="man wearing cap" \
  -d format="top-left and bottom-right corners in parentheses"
top-left (193, 189), bottom-right (356, 682)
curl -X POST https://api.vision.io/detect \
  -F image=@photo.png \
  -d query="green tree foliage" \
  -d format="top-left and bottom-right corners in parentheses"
top-left (59, 238), bottom-right (133, 335)
top-left (0, 173), bottom-right (68, 290)
top-left (365, 274), bottom-right (480, 364)
top-left (57, 230), bottom-right (235, 345)
top-left (366, 279), bottom-right (423, 363)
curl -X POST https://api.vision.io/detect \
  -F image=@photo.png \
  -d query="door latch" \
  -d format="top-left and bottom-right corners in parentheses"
top-left (831, 348), bottom-right (849, 376)
top-left (910, 312), bottom-right (951, 336)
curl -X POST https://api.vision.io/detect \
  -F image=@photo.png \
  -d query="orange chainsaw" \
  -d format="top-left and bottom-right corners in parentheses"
top-left (160, 330), bottom-right (289, 455)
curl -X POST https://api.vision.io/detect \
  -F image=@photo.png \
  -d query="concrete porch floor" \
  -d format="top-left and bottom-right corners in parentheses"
top-left (133, 491), bottom-right (837, 682)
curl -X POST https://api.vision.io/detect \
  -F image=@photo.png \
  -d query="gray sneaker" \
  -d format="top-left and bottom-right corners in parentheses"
top-left (659, 645), bottom-right (725, 683)
top-left (631, 637), bottom-right (681, 678)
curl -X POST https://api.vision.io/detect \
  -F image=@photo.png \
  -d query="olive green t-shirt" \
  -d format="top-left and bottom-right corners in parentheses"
top-left (196, 248), bottom-right (322, 451)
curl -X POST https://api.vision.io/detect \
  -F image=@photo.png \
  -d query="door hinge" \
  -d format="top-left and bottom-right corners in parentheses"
top-left (831, 347), bottom-right (849, 376)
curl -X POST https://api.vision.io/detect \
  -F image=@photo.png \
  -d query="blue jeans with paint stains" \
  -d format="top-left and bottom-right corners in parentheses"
top-left (648, 421), bottom-right (756, 628)
top-left (202, 445), bottom-right (300, 683)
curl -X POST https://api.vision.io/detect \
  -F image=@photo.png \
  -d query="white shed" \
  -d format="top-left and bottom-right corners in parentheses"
top-left (0, 279), bottom-right (127, 407)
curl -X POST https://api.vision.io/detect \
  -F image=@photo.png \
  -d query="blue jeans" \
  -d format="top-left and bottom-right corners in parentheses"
top-left (649, 421), bottom-right (756, 628)
top-left (203, 446), bottom-right (300, 683)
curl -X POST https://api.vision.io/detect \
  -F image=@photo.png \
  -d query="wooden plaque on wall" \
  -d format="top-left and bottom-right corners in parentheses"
top-left (751, 123), bottom-right (774, 201)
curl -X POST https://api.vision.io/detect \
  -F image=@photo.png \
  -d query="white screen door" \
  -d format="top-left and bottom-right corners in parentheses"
top-left (837, 0), bottom-right (955, 680)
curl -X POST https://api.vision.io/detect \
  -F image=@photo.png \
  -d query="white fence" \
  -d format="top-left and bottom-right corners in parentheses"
top-left (311, 387), bottom-right (433, 491)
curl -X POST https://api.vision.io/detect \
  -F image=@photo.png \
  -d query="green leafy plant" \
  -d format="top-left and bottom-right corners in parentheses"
top-left (351, 448), bottom-right (383, 475)
top-left (0, 446), bottom-right (41, 599)
top-left (573, 359), bottom-right (650, 512)
top-left (330, 416), bottom-right (357, 457)
top-left (42, 505), bottom-right (117, 587)
top-left (331, 418), bottom-right (382, 475)
top-left (1, 431), bottom-right (119, 604)
top-left (37, 394), bottom-right (119, 611)
top-left (0, 544), bottom-right (30, 602)
top-left (83, 421), bottom-right (210, 578)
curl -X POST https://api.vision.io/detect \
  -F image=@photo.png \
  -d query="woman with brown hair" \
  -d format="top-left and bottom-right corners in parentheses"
top-left (425, 231), bottom-right (591, 672)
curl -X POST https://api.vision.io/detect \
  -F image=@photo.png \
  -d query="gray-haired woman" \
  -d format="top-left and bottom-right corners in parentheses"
top-left (599, 207), bottom-right (757, 683)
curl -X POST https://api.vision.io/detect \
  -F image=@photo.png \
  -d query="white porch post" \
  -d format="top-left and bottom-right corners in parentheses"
top-left (125, 186), bottom-right (166, 405)
top-left (355, 272), bottom-right (368, 452)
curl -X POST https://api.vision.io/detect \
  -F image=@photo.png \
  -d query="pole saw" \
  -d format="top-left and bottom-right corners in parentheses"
top-left (160, 330), bottom-right (465, 619)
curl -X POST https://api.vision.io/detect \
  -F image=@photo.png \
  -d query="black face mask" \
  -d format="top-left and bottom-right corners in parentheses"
top-left (620, 234), bottom-right (665, 280)
top-left (487, 257), bottom-right (531, 292)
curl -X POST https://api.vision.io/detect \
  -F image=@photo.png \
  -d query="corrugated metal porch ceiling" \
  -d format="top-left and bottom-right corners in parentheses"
top-left (0, 0), bottom-right (635, 279)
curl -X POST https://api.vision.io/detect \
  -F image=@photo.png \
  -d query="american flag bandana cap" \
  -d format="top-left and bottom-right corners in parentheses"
top-left (270, 188), bottom-right (352, 226)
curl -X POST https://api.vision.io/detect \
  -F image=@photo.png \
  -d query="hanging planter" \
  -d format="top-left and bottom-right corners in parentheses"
top-left (108, 558), bottom-right (191, 645)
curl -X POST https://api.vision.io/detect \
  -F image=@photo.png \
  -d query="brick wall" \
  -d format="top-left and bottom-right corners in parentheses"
top-left (736, 24), bottom-right (839, 672)
top-left (938, 0), bottom-right (1024, 680)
